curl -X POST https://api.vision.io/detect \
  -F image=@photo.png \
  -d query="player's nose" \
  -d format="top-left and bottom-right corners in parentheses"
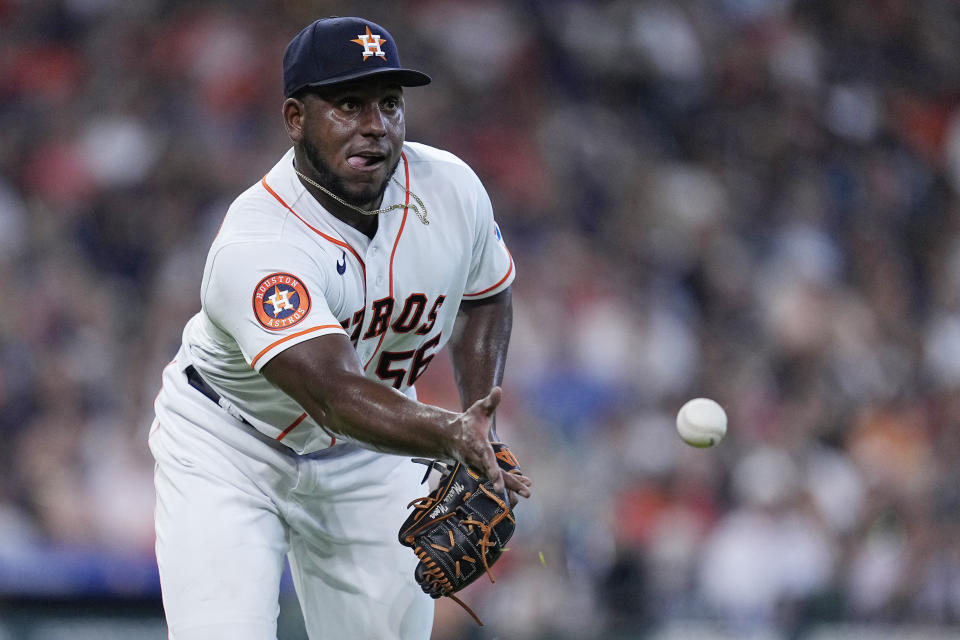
top-left (358, 103), bottom-right (388, 136)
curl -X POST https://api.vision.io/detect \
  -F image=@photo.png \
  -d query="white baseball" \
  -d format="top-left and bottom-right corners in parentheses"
top-left (676, 398), bottom-right (727, 447)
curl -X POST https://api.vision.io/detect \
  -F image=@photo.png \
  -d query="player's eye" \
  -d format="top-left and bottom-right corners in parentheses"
top-left (382, 96), bottom-right (402, 112)
top-left (339, 98), bottom-right (361, 111)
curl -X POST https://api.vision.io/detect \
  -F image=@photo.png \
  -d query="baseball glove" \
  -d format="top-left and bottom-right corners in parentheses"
top-left (398, 442), bottom-right (521, 625)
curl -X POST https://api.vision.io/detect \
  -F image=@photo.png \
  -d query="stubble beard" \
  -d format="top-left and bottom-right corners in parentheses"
top-left (301, 137), bottom-right (398, 209)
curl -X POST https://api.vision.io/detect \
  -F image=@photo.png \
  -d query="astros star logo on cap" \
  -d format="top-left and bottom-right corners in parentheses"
top-left (351, 25), bottom-right (387, 60)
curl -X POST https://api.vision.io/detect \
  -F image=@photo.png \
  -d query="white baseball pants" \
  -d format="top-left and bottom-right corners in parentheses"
top-left (149, 360), bottom-right (434, 640)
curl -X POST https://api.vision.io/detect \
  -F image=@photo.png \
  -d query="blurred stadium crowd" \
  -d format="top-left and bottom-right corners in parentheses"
top-left (3, 0), bottom-right (960, 638)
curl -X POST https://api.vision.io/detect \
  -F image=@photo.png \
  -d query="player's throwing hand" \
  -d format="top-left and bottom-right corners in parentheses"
top-left (451, 388), bottom-right (532, 499)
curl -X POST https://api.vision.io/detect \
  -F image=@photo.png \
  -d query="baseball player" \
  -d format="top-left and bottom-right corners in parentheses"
top-left (148, 16), bottom-right (531, 640)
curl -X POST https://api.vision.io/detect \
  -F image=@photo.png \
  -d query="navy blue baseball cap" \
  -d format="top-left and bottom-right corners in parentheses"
top-left (283, 17), bottom-right (431, 98)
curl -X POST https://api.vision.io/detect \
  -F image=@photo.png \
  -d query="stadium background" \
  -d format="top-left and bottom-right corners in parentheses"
top-left (3, 0), bottom-right (960, 638)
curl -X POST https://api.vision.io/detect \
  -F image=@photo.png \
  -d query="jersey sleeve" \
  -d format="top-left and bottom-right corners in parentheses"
top-left (462, 177), bottom-right (515, 299)
top-left (202, 240), bottom-right (347, 370)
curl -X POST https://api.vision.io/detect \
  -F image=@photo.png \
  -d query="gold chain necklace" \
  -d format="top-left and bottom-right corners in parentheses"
top-left (294, 166), bottom-right (429, 225)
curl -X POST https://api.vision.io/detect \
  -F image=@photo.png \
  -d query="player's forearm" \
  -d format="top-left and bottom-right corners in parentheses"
top-left (312, 373), bottom-right (463, 459)
top-left (450, 288), bottom-right (512, 434)
top-left (262, 335), bottom-right (468, 459)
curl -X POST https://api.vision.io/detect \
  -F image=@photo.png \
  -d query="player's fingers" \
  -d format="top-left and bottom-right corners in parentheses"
top-left (504, 472), bottom-right (531, 498)
top-left (480, 386), bottom-right (502, 415)
top-left (512, 473), bottom-right (533, 487)
top-left (483, 447), bottom-right (504, 494)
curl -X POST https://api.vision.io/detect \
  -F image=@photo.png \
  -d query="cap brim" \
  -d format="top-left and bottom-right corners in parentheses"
top-left (289, 68), bottom-right (431, 96)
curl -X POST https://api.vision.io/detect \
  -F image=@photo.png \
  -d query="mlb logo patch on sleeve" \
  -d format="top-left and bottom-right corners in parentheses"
top-left (253, 273), bottom-right (311, 330)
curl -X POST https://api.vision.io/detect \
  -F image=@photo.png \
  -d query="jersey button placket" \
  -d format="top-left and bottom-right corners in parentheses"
top-left (368, 244), bottom-right (384, 287)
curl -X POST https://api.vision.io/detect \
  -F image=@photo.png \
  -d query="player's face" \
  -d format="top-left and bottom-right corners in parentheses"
top-left (297, 80), bottom-right (405, 208)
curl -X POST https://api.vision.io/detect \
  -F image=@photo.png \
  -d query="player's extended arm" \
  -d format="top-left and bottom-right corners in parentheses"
top-left (260, 332), bottom-right (525, 497)
top-left (449, 288), bottom-right (512, 436)
top-left (449, 287), bottom-right (530, 499)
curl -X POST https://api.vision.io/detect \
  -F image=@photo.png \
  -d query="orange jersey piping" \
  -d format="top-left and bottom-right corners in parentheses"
top-left (251, 324), bottom-right (344, 368)
top-left (260, 177), bottom-right (367, 279)
top-left (463, 249), bottom-right (514, 298)
top-left (363, 151), bottom-right (411, 371)
top-left (276, 412), bottom-right (308, 441)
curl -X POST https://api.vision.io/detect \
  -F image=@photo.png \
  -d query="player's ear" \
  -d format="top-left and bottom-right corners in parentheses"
top-left (283, 97), bottom-right (306, 143)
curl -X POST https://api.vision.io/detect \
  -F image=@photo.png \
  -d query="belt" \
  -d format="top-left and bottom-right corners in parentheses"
top-left (184, 365), bottom-right (252, 426)
top-left (185, 365), bottom-right (361, 459)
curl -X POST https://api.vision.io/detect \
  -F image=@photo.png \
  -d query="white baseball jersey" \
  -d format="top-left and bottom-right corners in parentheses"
top-left (175, 142), bottom-right (514, 454)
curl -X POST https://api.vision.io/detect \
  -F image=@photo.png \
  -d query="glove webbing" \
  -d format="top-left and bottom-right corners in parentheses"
top-left (404, 482), bottom-right (515, 626)
top-left (412, 545), bottom-right (483, 625)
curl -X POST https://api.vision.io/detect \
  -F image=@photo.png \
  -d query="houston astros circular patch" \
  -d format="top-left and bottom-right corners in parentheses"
top-left (253, 273), bottom-right (311, 330)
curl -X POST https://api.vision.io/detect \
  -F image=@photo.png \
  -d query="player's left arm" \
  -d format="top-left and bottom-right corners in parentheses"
top-left (449, 286), bottom-right (530, 500)
top-left (452, 171), bottom-right (515, 420)
top-left (450, 287), bottom-right (512, 428)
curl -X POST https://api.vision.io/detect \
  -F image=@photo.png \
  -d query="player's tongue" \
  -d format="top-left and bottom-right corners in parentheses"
top-left (347, 154), bottom-right (381, 169)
